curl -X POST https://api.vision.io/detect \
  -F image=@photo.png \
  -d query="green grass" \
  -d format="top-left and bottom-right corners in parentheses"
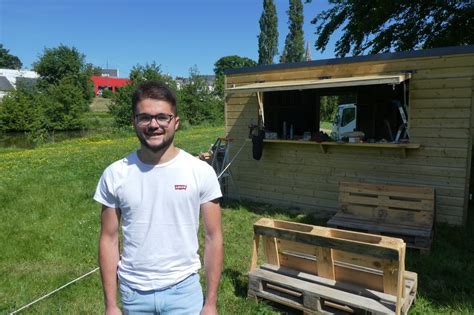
top-left (82, 111), bottom-right (115, 130)
top-left (1, 125), bottom-right (473, 314)
top-left (89, 97), bottom-right (112, 112)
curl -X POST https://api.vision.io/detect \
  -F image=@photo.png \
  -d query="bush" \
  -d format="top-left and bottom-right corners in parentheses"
top-left (0, 79), bottom-right (87, 133)
top-left (43, 79), bottom-right (88, 130)
top-left (0, 87), bottom-right (41, 132)
top-left (177, 67), bottom-right (223, 126)
top-left (101, 89), bottom-right (113, 99)
top-left (178, 87), bottom-right (223, 125)
top-left (108, 83), bottom-right (135, 128)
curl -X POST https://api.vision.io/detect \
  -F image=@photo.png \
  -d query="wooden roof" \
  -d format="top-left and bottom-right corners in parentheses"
top-left (225, 74), bottom-right (410, 93)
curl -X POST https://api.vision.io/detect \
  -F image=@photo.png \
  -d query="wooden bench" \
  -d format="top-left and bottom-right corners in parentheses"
top-left (327, 182), bottom-right (435, 253)
top-left (248, 218), bottom-right (417, 315)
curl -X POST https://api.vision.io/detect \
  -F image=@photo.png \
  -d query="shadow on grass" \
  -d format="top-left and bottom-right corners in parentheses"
top-left (222, 268), bottom-right (248, 298)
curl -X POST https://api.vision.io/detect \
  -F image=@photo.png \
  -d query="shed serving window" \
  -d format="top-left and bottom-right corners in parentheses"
top-left (226, 74), bottom-right (411, 143)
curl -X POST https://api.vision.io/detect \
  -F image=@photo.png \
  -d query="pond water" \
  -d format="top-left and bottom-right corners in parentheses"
top-left (0, 130), bottom-right (98, 149)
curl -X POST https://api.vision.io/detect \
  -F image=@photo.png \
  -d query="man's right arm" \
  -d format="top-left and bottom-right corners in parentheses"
top-left (99, 205), bottom-right (122, 315)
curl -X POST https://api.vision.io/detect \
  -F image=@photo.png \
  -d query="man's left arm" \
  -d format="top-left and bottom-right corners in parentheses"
top-left (200, 199), bottom-right (223, 315)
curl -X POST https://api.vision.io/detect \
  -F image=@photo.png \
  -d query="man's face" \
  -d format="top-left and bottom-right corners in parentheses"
top-left (133, 98), bottom-right (180, 153)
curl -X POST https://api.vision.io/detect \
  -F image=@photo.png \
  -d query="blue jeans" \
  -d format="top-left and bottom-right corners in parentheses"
top-left (119, 273), bottom-right (203, 315)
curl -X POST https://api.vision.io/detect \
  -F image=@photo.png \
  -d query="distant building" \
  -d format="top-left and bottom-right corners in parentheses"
top-left (91, 68), bottom-right (130, 96)
top-left (0, 69), bottom-right (39, 99)
top-left (175, 75), bottom-right (215, 91)
top-left (201, 75), bottom-right (216, 92)
top-left (100, 68), bottom-right (119, 77)
top-left (175, 77), bottom-right (187, 90)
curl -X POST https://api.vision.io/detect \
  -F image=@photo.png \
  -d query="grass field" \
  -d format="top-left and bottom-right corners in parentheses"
top-left (89, 97), bottom-right (112, 112)
top-left (1, 125), bottom-right (473, 314)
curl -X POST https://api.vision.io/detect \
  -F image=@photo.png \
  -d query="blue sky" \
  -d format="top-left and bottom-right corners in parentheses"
top-left (0, 0), bottom-right (337, 78)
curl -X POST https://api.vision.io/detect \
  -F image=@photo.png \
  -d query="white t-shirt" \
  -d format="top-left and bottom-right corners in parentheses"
top-left (94, 149), bottom-right (222, 291)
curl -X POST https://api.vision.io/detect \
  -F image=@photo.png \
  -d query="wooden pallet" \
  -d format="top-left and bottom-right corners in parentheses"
top-left (249, 218), bottom-right (418, 315)
top-left (328, 214), bottom-right (433, 253)
top-left (249, 264), bottom-right (417, 315)
top-left (327, 182), bottom-right (435, 253)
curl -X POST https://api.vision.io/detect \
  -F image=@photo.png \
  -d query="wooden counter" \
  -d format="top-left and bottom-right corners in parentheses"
top-left (260, 139), bottom-right (421, 158)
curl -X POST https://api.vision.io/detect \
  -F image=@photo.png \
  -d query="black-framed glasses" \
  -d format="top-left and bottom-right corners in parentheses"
top-left (135, 113), bottom-right (174, 127)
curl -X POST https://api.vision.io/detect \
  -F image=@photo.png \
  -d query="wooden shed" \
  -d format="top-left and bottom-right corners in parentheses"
top-left (224, 45), bottom-right (474, 226)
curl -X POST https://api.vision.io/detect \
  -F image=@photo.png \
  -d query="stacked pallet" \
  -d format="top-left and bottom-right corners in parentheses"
top-left (327, 182), bottom-right (435, 253)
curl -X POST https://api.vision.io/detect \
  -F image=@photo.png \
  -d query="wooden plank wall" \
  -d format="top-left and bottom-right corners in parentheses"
top-left (225, 53), bottom-right (474, 226)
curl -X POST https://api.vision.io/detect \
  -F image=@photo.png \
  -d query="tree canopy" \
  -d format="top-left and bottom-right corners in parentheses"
top-left (33, 44), bottom-right (95, 101)
top-left (281, 0), bottom-right (305, 63)
top-left (258, 0), bottom-right (279, 65)
top-left (309, 0), bottom-right (474, 57)
top-left (213, 55), bottom-right (257, 97)
top-left (34, 45), bottom-right (85, 85)
top-left (213, 55), bottom-right (257, 76)
top-left (129, 62), bottom-right (176, 87)
top-left (0, 44), bottom-right (22, 69)
top-left (177, 66), bottom-right (223, 126)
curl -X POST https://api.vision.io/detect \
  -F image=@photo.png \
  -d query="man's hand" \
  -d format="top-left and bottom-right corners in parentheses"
top-left (200, 303), bottom-right (218, 315)
top-left (105, 304), bottom-right (122, 315)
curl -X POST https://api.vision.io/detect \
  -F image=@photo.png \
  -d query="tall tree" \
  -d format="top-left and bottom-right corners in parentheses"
top-left (258, 0), bottom-right (279, 65)
top-left (0, 44), bottom-right (22, 69)
top-left (129, 62), bottom-right (176, 88)
top-left (213, 55), bottom-right (257, 98)
top-left (281, 0), bottom-right (305, 63)
top-left (34, 45), bottom-right (85, 85)
top-left (309, 0), bottom-right (474, 57)
top-left (178, 66), bottom-right (223, 125)
top-left (33, 44), bottom-right (94, 102)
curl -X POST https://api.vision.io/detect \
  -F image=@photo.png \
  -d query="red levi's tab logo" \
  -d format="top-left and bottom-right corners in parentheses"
top-left (175, 185), bottom-right (187, 191)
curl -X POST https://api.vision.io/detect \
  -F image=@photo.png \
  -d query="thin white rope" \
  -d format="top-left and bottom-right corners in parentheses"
top-left (10, 267), bottom-right (99, 314)
top-left (217, 140), bottom-right (247, 179)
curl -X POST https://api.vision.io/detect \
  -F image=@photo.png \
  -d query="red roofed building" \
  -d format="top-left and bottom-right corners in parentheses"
top-left (91, 75), bottom-right (131, 95)
top-left (91, 69), bottom-right (131, 95)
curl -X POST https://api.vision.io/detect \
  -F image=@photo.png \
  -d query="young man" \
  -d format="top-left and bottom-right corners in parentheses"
top-left (95, 81), bottom-right (223, 315)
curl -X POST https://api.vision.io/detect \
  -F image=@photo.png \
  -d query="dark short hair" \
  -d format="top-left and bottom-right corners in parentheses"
top-left (132, 81), bottom-right (177, 114)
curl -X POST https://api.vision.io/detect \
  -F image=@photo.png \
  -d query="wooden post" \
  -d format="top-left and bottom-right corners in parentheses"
top-left (249, 234), bottom-right (260, 272)
top-left (316, 246), bottom-right (335, 280)
top-left (263, 236), bottom-right (280, 266)
top-left (256, 91), bottom-right (265, 127)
